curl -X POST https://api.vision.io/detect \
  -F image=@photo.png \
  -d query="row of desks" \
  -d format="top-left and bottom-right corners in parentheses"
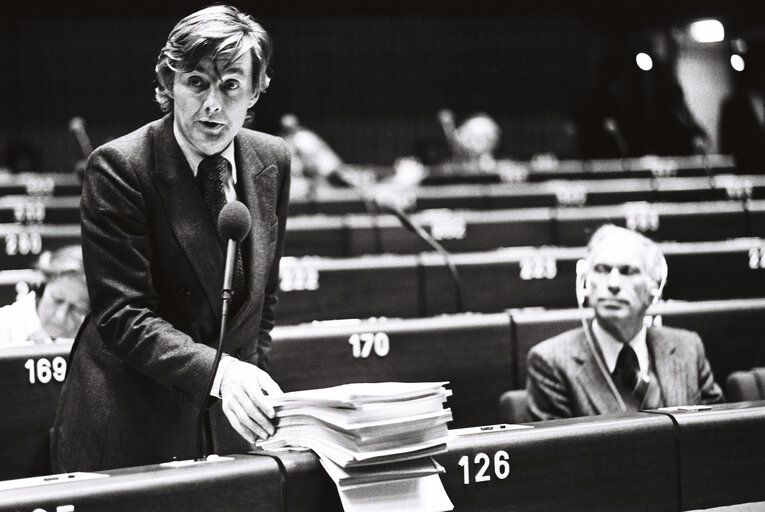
top-left (3, 197), bottom-right (765, 262)
top-left (0, 154), bottom-right (736, 197)
top-left (1, 402), bottom-right (763, 511)
top-left (1, 237), bottom-right (763, 323)
top-left (290, 173), bottom-right (762, 216)
top-left (275, 237), bottom-right (765, 324)
top-left (3, 297), bottom-right (764, 480)
top-left (1, 174), bottom-right (760, 223)
top-left (285, 198), bottom-right (765, 257)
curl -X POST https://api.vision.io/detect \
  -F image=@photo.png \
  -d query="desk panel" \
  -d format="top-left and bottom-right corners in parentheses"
top-left (267, 413), bottom-right (678, 512)
top-left (746, 199), bottom-right (765, 239)
top-left (276, 254), bottom-right (421, 324)
top-left (270, 313), bottom-right (513, 427)
top-left (662, 239), bottom-right (765, 302)
top-left (0, 225), bottom-right (81, 270)
top-left (0, 342), bottom-right (72, 479)
top-left (278, 239), bottom-right (765, 324)
top-left (346, 207), bottom-right (556, 256)
top-left (289, 168), bottom-right (752, 216)
top-left (555, 201), bottom-right (748, 247)
top-left (420, 246), bottom-right (582, 316)
top-left (0, 196), bottom-right (80, 225)
top-left (284, 215), bottom-right (349, 257)
top-left (0, 454), bottom-right (282, 512)
top-left (0, 173), bottom-right (81, 198)
top-left (650, 402), bottom-right (765, 511)
top-left (436, 413), bottom-right (677, 512)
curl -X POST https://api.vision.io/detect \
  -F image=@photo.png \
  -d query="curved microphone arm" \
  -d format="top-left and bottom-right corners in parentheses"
top-left (384, 205), bottom-right (465, 313)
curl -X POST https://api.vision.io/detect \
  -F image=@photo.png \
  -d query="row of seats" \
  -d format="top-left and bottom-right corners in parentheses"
top-left (3, 297), bottom-right (764, 480)
top-left (1, 402), bottom-right (763, 512)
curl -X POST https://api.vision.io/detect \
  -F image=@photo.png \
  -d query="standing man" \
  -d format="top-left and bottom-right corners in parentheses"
top-left (53, 5), bottom-right (291, 471)
top-left (526, 224), bottom-right (723, 421)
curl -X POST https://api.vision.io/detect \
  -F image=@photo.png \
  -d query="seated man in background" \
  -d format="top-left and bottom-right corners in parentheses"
top-left (526, 224), bottom-right (724, 421)
top-left (0, 245), bottom-right (89, 345)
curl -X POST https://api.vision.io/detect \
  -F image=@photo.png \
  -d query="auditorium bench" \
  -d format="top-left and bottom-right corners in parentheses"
top-left (0, 342), bottom-right (71, 480)
top-left (286, 197), bottom-right (755, 257)
top-left (0, 225), bottom-right (81, 270)
top-left (0, 454), bottom-right (284, 512)
top-left (277, 238), bottom-right (765, 324)
top-left (289, 163), bottom-right (750, 215)
top-left (269, 312), bottom-right (514, 428)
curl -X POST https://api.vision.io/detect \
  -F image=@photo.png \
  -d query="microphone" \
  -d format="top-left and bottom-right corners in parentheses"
top-left (68, 116), bottom-right (94, 157)
top-left (437, 109), bottom-right (457, 146)
top-left (602, 117), bottom-right (631, 171)
top-left (198, 200), bottom-right (252, 460)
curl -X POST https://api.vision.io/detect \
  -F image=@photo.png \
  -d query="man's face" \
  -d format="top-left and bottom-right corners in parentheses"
top-left (37, 274), bottom-right (89, 339)
top-left (586, 234), bottom-right (656, 330)
top-left (171, 51), bottom-right (257, 156)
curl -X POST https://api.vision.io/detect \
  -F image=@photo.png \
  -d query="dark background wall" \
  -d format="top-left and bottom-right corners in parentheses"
top-left (0, 1), bottom-right (759, 171)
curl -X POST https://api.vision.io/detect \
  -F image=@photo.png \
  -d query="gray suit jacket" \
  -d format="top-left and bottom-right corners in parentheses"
top-left (52, 114), bottom-right (291, 471)
top-left (526, 324), bottom-right (725, 421)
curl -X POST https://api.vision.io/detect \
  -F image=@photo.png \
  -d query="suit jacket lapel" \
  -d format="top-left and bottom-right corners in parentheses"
top-left (231, 133), bottom-right (279, 322)
top-left (152, 115), bottom-right (225, 318)
top-left (572, 330), bottom-right (623, 415)
top-left (649, 327), bottom-right (683, 405)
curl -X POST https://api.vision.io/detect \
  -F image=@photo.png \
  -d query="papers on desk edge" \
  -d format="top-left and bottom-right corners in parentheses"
top-left (258, 381), bottom-right (455, 512)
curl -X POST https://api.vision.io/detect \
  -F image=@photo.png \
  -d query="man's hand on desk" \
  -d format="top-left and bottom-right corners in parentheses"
top-left (220, 359), bottom-right (283, 444)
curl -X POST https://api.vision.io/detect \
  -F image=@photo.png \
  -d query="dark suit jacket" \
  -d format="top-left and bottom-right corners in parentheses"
top-left (52, 114), bottom-right (291, 471)
top-left (526, 325), bottom-right (724, 421)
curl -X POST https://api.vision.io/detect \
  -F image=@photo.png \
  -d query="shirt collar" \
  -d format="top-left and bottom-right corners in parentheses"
top-left (592, 319), bottom-right (649, 374)
top-left (173, 120), bottom-right (237, 184)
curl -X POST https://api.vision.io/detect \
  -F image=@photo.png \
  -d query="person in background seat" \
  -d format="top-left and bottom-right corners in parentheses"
top-left (526, 224), bottom-right (724, 421)
top-left (0, 245), bottom-right (89, 345)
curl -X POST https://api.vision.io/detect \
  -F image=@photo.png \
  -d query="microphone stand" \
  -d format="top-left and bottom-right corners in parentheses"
top-left (331, 169), bottom-right (465, 313)
top-left (197, 239), bottom-right (237, 461)
top-left (384, 204), bottom-right (465, 313)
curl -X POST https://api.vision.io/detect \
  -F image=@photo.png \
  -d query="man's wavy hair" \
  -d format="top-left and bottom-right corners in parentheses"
top-left (154, 5), bottom-right (272, 116)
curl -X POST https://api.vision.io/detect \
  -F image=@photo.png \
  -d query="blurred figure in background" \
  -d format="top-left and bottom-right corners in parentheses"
top-left (719, 39), bottom-right (765, 173)
top-left (0, 245), bottom-right (89, 345)
top-left (577, 29), bottom-right (709, 159)
top-left (280, 113), bottom-right (421, 210)
top-left (279, 113), bottom-right (343, 181)
top-left (437, 109), bottom-right (502, 172)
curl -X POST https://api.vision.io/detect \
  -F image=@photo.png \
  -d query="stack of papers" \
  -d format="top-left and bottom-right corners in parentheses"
top-left (257, 382), bottom-right (455, 512)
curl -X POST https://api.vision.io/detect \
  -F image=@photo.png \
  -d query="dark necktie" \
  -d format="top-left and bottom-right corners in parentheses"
top-left (612, 344), bottom-right (644, 410)
top-left (198, 155), bottom-right (246, 313)
top-left (198, 155), bottom-right (230, 238)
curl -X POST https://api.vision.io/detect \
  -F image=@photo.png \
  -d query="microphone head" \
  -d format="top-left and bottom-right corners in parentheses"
top-left (69, 116), bottom-right (85, 132)
top-left (602, 117), bottom-right (618, 134)
top-left (218, 201), bottom-right (252, 242)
